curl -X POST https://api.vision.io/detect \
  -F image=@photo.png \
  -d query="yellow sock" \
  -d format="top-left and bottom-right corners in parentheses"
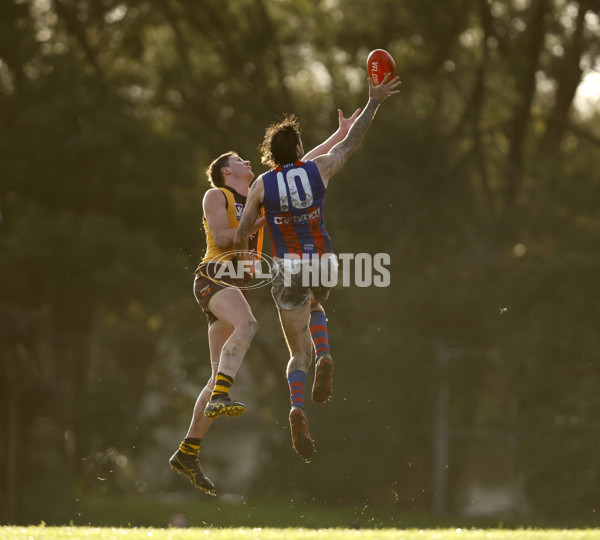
top-left (211, 372), bottom-right (233, 400)
top-left (178, 437), bottom-right (201, 456)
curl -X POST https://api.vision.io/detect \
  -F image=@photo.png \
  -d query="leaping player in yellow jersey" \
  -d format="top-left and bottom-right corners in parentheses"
top-left (169, 108), bottom-right (361, 495)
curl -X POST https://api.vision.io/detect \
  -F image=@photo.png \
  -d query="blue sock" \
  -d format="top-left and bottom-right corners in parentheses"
top-left (288, 369), bottom-right (307, 409)
top-left (309, 310), bottom-right (330, 358)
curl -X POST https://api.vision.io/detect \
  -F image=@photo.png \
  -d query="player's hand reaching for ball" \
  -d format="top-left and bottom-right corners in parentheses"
top-left (337, 108), bottom-right (362, 136)
top-left (368, 73), bottom-right (401, 104)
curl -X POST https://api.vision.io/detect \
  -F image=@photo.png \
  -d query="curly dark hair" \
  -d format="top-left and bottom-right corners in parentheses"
top-left (206, 151), bottom-right (237, 188)
top-left (259, 114), bottom-right (301, 168)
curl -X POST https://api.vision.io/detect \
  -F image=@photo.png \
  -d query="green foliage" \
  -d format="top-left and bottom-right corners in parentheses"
top-left (1, 0), bottom-right (600, 527)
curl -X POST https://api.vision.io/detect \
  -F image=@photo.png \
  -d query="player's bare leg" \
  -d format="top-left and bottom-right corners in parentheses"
top-left (279, 303), bottom-right (315, 462)
top-left (204, 288), bottom-right (258, 418)
top-left (169, 322), bottom-right (232, 495)
top-left (189, 323), bottom-right (233, 434)
top-left (309, 298), bottom-right (334, 404)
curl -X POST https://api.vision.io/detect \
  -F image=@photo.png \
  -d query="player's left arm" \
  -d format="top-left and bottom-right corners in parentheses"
top-left (234, 177), bottom-right (265, 255)
top-left (302, 108), bottom-right (361, 160)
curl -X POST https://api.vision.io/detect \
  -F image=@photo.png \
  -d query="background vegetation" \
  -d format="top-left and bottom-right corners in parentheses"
top-left (1, 0), bottom-right (599, 528)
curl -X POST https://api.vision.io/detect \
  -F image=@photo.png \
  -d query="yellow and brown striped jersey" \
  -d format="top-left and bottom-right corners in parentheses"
top-left (200, 185), bottom-right (263, 266)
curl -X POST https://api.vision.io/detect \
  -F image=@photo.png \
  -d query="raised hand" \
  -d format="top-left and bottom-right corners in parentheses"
top-left (337, 108), bottom-right (362, 135)
top-left (368, 73), bottom-right (401, 103)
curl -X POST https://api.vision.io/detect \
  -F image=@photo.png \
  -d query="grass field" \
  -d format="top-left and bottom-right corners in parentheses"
top-left (2, 527), bottom-right (600, 540)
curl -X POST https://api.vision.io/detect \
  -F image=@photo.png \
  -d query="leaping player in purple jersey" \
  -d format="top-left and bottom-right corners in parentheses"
top-left (234, 73), bottom-right (401, 461)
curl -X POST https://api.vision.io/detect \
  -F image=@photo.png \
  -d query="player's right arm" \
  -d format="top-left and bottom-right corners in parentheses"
top-left (314, 74), bottom-right (401, 187)
top-left (203, 188), bottom-right (235, 250)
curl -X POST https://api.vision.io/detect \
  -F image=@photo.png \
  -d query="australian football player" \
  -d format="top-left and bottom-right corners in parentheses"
top-left (234, 73), bottom-right (400, 461)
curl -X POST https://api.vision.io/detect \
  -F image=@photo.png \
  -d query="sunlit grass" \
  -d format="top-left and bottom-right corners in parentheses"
top-left (2, 527), bottom-right (600, 540)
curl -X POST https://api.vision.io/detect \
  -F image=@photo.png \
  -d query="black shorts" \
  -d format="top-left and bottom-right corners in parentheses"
top-left (270, 257), bottom-right (336, 310)
top-left (194, 262), bottom-right (249, 325)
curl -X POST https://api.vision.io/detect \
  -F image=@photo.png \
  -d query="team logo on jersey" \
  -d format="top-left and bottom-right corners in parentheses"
top-left (235, 203), bottom-right (244, 220)
top-left (200, 285), bottom-right (211, 298)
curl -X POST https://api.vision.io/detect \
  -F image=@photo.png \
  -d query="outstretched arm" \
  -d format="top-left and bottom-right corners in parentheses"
top-left (314, 74), bottom-right (401, 186)
top-left (302, 108), bottom-right (361, 160)
top-left (234, 177), bottom-right (265, 255)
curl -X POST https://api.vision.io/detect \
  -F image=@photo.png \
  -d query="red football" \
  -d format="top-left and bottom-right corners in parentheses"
top-left (366, 49), bottom-right (397, 85)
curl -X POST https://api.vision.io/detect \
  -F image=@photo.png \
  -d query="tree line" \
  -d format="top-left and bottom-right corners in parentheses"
top-left (1, 0), bottom-right (599, 525)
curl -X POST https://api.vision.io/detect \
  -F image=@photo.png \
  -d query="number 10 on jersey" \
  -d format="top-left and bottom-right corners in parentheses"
top-left (276, 169), bottom-right (313, 211)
